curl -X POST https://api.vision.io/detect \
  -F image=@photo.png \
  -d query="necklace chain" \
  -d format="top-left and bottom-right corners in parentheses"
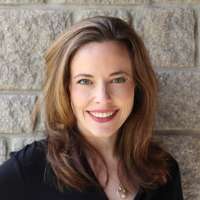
top-left (118, 184), bottom-right (129, 199)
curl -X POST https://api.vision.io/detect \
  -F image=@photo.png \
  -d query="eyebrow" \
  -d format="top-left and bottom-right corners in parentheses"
top-left (73, 70), bottom-right (130, 79)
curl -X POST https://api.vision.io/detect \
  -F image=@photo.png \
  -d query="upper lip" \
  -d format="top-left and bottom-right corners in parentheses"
top-left (87, 109), bottom-right (118, 113)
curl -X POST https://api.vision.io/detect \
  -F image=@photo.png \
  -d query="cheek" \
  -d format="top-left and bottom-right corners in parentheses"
top-left (70, 86), bottom-right (90, 109)
top-left (111, 83), bottom-right (135, 100)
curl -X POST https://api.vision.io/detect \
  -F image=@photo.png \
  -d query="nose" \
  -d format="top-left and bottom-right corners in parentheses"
top-left (94, 82), bottom-right (111, 104)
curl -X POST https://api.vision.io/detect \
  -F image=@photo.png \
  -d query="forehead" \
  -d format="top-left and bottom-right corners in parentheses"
top-left (70, 41), bottom-right (133, 76)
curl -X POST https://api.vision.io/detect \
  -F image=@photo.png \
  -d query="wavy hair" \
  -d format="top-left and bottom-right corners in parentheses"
top-left (32, 16), bottom-right (171, 192)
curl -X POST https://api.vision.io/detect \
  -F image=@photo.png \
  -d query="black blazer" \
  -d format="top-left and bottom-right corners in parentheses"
top-left (0, 140), bottom-right (183, 200)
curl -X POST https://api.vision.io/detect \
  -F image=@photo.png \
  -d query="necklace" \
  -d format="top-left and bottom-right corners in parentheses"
top-left (118, 184), bottom-right (129, 199)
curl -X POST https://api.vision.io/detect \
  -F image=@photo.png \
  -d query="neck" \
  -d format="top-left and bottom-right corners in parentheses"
top-left (84, 133), bottom-right (117, 162)
top-left (82, 133), bottom-right (119, 186)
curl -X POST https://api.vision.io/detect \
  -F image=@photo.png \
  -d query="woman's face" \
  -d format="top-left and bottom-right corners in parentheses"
top-left (69, 41), bottom-right (135, 142)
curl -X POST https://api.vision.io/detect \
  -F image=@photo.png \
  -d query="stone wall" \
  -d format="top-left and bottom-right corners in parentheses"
top-left (0, 1), bottom-right (199, 199)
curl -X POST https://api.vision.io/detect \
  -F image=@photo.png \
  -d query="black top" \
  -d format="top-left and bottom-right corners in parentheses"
top-left (0, 140), bottom-right (183, 200)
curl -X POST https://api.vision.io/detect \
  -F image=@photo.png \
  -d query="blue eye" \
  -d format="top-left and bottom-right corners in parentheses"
top-left (77, 79), bottom-right (92, 85)
top-left (112, 77), bottom-right (126, 83)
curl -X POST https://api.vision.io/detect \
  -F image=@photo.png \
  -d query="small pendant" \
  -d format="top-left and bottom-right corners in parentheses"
top-left (118, 185), bottom-right (128, 199)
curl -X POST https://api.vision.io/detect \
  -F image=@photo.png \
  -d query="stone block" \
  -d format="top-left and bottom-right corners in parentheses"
top-left (9, 134), bottom-right (45, 153)
top-left (196, 8), bottom-right (200, 67)
top-left (46, 0), bottom-right (65, 2)
top-left (156, 133), bottom-right (200, 200)
top-left (0, 8), bottom-right (72, 90)
top-left (0, 94), bottom-right (37, 133)
top-left (0, 0), bottom-right (43, 3)
top-left (23, 134), bottom-right (45, 146)
top-left (132, 7), bottom-right (195, 68)
top-left (72, 8), bottom-right (131, 24)
top-left (9, 137), bottom-right (25, 153)
top-left (46, 0), bottom-right (149, 4)
top-left (0, 138), bottom-right (7, 165)
top-left (152, 0), bottom-right (199, 3)
top-left (156, 69), bottom-right (200, 130)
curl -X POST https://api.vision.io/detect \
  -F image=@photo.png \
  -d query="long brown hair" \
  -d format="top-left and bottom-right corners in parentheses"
top-left (32, 16), bottom-right (171, 192)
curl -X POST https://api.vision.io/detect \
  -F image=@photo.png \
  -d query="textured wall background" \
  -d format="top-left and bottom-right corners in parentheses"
top-left (0, 0), bottom-right (199, 199)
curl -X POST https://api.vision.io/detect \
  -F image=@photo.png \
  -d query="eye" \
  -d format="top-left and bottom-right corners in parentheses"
top-left (111, 77), bottom-right (126, 83)
top-left (77, 79), bottom-right (92, 85)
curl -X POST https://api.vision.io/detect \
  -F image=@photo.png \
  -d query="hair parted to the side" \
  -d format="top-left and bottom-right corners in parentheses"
top-left (32, 15), bottom-right (171, 192)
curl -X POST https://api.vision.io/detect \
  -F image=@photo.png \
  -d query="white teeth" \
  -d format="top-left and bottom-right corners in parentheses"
top-left (89, 112), bottom-right (115, 118)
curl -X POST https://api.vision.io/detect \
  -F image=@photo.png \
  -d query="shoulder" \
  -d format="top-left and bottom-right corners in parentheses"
top-left (160, 156), bottom-right (183, 199)
top-left (0, 139), bottom-right (47, 199)
top-left (167, 156), bottom-right (181, 179)
top-left (150, 143), bottom-right (182, 185)
top-left (9, 139), bottom-right (47, 170)
top-left (144, 156), bottom-right (183, 200)
top-left (0, 139), bottom-right (47, 178)
top-left (166, 156), bottom-right (182, 188)
top-left (136, 154), bottom-right (183, 200)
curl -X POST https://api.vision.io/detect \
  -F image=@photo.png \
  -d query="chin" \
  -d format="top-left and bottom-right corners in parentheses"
top-left (90, 129), bottom-right (118, 139)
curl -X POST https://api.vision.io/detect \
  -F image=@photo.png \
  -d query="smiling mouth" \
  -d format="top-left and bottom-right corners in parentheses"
top-left (87, 110), bottom-right (118, 123)
top-left (88, 111), bottom-right (116, 118)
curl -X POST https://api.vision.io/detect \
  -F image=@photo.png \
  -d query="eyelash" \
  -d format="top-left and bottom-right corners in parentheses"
top-left (77, 77), bottom-right (126, 85)
top-left (112, 77), bottom-right (126, 83)
top-left (77, 79), bottom-right (92, 85)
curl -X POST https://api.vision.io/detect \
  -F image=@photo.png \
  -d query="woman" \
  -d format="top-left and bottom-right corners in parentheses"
top-left (0, 16), bottom-right (183, 200)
